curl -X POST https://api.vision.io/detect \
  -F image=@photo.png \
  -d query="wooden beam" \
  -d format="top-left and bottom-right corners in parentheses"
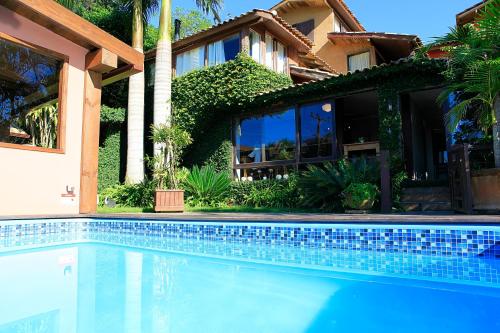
top-left (2, 0), bottom-right (143, 69)
top-left (85, 48), bottom-right (118, 73)
top-left (79, 65), bottom-right (102, 213)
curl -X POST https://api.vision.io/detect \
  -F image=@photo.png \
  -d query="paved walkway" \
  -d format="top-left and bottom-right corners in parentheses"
top-left (2, 212), bottom-right (500, 224)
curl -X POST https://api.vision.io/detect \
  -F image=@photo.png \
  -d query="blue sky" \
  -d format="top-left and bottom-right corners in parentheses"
top-left (161, 0), bottom-right (479, 42)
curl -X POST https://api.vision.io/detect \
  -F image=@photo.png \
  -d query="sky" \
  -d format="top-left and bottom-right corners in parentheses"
top-left (158, 0), bottom-right (480, 43)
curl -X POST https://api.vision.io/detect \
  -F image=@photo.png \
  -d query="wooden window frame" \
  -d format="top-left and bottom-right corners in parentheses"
top-left (0, 32), bottom-right (69, 154)
top-left (232, 98), bottom-right (337, 174)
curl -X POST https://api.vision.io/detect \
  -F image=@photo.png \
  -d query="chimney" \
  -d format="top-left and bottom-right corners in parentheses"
top-left (174, 19), bottom-right (182, 41)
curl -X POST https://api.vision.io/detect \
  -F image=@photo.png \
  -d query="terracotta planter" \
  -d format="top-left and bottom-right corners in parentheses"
top-left (154, 189), bottom-right (184, 212)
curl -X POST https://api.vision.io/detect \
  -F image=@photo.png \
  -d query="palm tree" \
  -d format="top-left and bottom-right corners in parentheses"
top-left (125, 0), bottom-right (159, 184)
top-left (428, 0), bottom-right (500, 167)
top-left (152, 0), bottom-right (222, 157)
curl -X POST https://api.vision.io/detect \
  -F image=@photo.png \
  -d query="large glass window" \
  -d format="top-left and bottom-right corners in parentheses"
top-left (0, 37), bottom-right (63, 149)
top-left (265, 34), bottom-right (274, 70)
top-left (175, 46), bottom-right (205, 76)
top-left (277, 42), bottom-right (286, 74)
top-left (208, 34), bottom-right (240, 66)
top-left (300, 101), bottom-right (335, 159)
top-left (235, 108), bottom-right (296, 164)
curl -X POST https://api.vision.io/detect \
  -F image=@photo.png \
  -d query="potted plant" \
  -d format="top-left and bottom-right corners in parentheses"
top-left (150, 122), bottom-right (192, 212)
top-left (342, 182), bottom-right (378, 213)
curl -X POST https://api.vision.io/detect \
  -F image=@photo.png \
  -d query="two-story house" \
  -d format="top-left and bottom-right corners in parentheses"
top-left (145, 9), bottom-right (336, 83)
top-left (272, 0), bottom-right (422, 74)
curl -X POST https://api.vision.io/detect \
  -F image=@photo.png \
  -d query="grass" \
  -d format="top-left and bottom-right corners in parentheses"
top-left (97, 206), bottom-right (322, 214)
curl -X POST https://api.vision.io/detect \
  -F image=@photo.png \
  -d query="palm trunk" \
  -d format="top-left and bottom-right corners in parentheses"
top-left (494, 95), bottom-right (500, 168)
top-left (153, 0), bottom-right (172, 156)
top-left (125, 0), bottom-right (145, 184)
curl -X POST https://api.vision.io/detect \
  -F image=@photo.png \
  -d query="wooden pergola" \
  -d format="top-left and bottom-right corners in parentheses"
top-left (2, 0), bottom-right (144, 213)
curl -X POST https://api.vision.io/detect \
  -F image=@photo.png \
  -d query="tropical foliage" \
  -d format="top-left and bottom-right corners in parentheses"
top-left (230, 176), bottom-right (300, 209)
top-left (342, 182), bottom-right (379, 210)
top-left (183, 165), bottom-right (231, 206)
top-left (425, 0), bottom-right (500, 166)
top-left (298, 158), bottom-right (379, 210)
top-left (149, 122), bottom-right (192, 189)
top-left (99, 180), bottom-right (155, 207)
top-left (24, 102), bottom-right (59, 148)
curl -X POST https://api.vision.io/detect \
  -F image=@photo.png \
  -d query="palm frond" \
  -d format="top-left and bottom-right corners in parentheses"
top-left (195, 0), bottom-right (223, 23)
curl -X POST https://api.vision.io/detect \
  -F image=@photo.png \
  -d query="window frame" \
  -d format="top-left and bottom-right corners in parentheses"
top-left (0, 31), bottom-right (69, 154)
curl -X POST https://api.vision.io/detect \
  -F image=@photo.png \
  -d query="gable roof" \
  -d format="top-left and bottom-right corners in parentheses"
top-left (271, 0), bottom-right (365, 31)
top-left (1, 0), bottom-right (144, 83)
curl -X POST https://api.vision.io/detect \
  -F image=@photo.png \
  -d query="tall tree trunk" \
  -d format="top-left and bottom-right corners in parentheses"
top-left (153, 0), bottom-right (172, 157)
top-left (125, 0), bottom-right (145, 184)
top-left (494, 95), bottom-right (500, 168)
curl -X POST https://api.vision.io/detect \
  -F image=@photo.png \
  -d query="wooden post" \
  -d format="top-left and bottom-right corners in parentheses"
top-left (80, 49), bottom-right (117, 213)
top-left (380, 150), bottom-right (392, 213)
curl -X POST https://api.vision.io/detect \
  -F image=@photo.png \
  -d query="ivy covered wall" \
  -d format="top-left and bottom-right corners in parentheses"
top-left (170, 54), bottom-right (293, 172)
top-left (98, 106), bottom-right (126, 191)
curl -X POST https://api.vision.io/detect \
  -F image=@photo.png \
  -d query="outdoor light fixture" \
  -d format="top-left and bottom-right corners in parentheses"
top-left (322, 103), bottom-right (332, 112)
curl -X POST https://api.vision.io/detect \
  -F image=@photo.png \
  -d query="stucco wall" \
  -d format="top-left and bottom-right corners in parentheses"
top-left (0, 6), bottom-right (87, 215)
top-left (277, 6), bottom-right (376, 74)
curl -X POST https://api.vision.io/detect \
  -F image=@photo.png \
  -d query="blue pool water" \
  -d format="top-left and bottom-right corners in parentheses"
top-left (1, 241), bottom-right (500, 333)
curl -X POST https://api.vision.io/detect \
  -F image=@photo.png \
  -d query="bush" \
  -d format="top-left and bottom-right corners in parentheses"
top-left (298, 158), bottom-right (379, 210)
top-left (183, 165), bottom-right (231, 207)
top-left (229, 176), bottom-right (300, 208)
top-left (99, 180), bottom-right (155, 207)
top-left (342, 183), bottom-right (379, 210)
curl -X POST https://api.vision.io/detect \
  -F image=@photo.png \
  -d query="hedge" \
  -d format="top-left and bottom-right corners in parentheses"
top-left (98, 105), bottom-right (126, 191)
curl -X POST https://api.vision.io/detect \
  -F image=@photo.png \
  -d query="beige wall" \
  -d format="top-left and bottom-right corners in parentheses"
top-left (277, 5), bottom-right (376, 74)
top-left (0, 6), bottom-right (87, 215)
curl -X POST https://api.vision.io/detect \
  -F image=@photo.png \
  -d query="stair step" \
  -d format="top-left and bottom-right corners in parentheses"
top-left (400, 201), bottom-right (452, 212)
top-left (401, 186), bottom-right (450, 202)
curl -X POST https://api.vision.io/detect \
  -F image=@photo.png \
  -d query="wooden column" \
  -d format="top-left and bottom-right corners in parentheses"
top-left (80, 49), bottom-right (117, 213)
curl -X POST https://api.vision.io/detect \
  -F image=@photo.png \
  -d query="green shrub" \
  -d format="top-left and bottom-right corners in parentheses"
top-left (99, 180), bottom-right (155, 207)
top-left (298, 158), bottom-right (379, 210)
top-left (342, 183), bottom-right (379, 210)
top-left (229, 176), bottom-right (300, 208)
top-left (183, 165), bottom-right (231, 207)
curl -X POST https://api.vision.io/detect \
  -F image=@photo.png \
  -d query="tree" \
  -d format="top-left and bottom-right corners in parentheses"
top-left (428, 0), bottom-right (500, 167)
top-left (152, 0), bottom-right (222, 158)
top-left (172, 8), bottom-right (212, 40)
top-left (125, 0), bottom-right (159, 184)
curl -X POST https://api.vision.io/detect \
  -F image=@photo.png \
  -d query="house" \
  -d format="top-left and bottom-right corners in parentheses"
top-left (145, 9), bottom-right (336, 83)
top-left (0, 0), bottom-right (143, 215)
top-left (271, 0), bottom-right (422, 74)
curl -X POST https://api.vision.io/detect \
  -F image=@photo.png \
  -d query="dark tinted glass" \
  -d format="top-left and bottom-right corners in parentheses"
top-left (236, 108), bottom-right (296, 164)
top-left (223, 34), bottom-right (240, 62)
top-left (0, 38), bottom-right (62, 148)
top-left (300, 101), bottom-right (334, 158)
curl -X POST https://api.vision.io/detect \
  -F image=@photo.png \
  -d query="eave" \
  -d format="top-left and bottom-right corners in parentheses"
top-left (456, 1), bottom-right (487, 26)
top-left (2, 0), bottom-right (144, 84)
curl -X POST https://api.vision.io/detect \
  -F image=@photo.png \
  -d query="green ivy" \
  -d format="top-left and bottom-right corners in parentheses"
top-left (171, 53), bottom-right (292, 169)
top-left (98, 106), bottom-right (126, 191)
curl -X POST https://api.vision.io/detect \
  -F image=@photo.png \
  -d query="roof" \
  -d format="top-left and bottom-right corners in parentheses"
top-left (290, 65), bottom-right (337, 81)
top-left (249, 57), bottom-right (446, 107)
top-left (149, 9), bottom-right (314, 57)
top-left (456, 1), bottom-right (487, 26)
top-left (2, 0), bottom-right (144, 83)
top-left (271, 0), bottom-right (365, 31)
top-left (327, 32), bottom-right (422, 62)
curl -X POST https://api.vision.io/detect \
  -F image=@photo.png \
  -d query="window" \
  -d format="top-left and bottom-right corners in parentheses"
top-left (292, 19), bottom-right (314, 41)
top-left (249, 30), bottom-right (262, 63)
top-left (176, 46), bottom-right (205, 76)
top-left (348, 52), bottom-right (370, 72)
top-left (333, 15), bottom-right (348, 32)
top-left (0, 36), bottom-right (64, 149)
top-left (208, 34), bottom-right (240, 66)
top-left (265, 34), bottom-right (274, 70)
top-left (235, 108), bottom-right (296, 165)
top-left (300, 101), bottom-right (335, 159)
top-left (276, 42), bottom-right (286, 74)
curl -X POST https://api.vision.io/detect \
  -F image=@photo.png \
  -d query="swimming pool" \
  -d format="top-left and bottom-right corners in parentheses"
top-left (1, 218), bottom-right (499, 333)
